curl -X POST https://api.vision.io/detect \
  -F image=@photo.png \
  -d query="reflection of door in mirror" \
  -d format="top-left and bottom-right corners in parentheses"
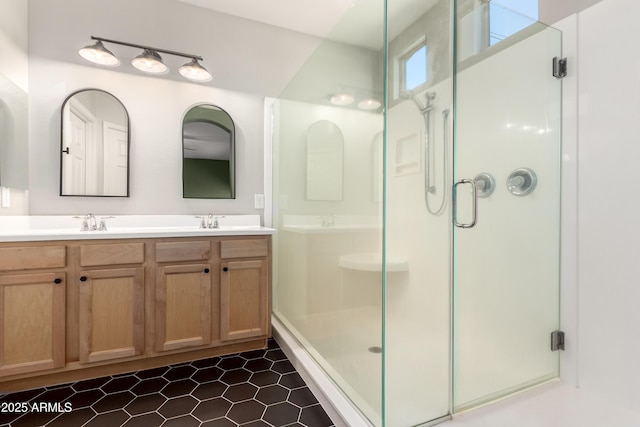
top-left (306, 120), bottom-right (344, 201)
top-left (103, 122), bottom-right (128, 195)
top-left (63, 98), bottom-right (92, 194)
top-left (60, 90), bottom-right (129, 197)
top-left (182, 104), bottom-right (235, 199)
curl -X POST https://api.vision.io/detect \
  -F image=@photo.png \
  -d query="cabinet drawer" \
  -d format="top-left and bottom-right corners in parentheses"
top-left (80, 243), bottom-right (145, 267)
top-left (220, 239), bottom-right (268, 259)
top-left (0, 246), bottom-right (66, 271)
top-left (156, 241), bottom-right (210, 263)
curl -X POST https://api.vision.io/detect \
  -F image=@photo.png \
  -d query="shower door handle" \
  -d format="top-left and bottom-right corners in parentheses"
top-left (453, 179), bottom-right (478, 228)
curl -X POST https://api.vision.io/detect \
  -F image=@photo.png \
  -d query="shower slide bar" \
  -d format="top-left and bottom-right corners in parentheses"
top-left (400, 90), bottom-right (449, 215)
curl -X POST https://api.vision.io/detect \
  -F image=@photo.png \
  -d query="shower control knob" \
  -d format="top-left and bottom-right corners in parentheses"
top-left (473, 173), bottom-right (496, 198)
top-left (507, 168), bottom-right (537, 196)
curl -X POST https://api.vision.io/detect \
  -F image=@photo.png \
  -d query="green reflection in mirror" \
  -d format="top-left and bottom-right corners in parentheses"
top-left (182, 104), bottom-right (235, 199)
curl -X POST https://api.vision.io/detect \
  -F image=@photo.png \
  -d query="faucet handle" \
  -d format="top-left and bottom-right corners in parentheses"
top-left (98, 216), bottom-right (115, 231)
top-left (212, 216), bottom-right (225, 229)
top-left (195, 215), bottom-right (207, 229)
top-left (73, 215), bottom-right (90, 231)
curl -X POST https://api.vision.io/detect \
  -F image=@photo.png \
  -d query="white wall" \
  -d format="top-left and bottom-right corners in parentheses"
top-left (28, 0), bottom-right (320, 98)
top-left (28, 58), bottom-right (265, 215)
top-left (571, 0), bottom-right (640, 414)
top-left (0, 0), bottom-right (29, 214)
top-left (0, 0), bottom-right (27, 90)
top-left (25, 0), bottom-right (322, 216)
top-left (539, 0), bottom-right (602, 24)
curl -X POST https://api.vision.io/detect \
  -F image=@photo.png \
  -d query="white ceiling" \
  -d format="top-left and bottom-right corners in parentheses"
top-left (176, 0), bottom-right (439, 49)
top-left (176, 0), bottom-right (356, 38)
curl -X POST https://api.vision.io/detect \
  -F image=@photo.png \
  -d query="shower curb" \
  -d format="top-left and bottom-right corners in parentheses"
top-left (271, 315), bottom-right (373, 427)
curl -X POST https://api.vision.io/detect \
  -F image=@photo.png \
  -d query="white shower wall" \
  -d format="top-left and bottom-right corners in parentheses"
top-left (572, 0), bottom-right (640, 415)
top-left (385, 78), bottom-right (453, 425)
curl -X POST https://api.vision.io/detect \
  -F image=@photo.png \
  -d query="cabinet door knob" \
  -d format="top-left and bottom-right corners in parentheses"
top-left (79, 276), bottom-right (87, 282)
top-left (53, 278), bottom-right (62, 284)
top-left (223, 267), bottom-right (228, 272)
top-left (203, 268), bottom-right (210, 273)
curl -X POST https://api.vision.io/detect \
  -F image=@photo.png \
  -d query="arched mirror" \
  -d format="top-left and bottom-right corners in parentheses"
top-left (60, 89), bottom-right (129, 196)
top-left (306, 120), bottom-right (344, 201)
top-left (182, 104), bottom-right (235, 199)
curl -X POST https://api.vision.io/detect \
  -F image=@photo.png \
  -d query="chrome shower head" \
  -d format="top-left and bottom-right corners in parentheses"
top-left (399, 89), bottom-right (435, 115)
top-left (399, 89), bottom-right (426, 113)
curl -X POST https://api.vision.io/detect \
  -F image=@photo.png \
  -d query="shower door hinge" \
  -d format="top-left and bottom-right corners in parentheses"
top-left (551, 330), bottom-right (565, 351)
top-left (552, 57), bottom-right (567, 78)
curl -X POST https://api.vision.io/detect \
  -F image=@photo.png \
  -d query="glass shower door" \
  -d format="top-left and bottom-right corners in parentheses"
top-left (452, 21), bottom-right (562, 411)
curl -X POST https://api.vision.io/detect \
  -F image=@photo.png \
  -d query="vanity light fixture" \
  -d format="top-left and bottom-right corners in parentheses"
top-left (78, 36), bottom-right (212, 83)
top-left (178, 58), bottom-right (212, 82)
top-left (78, 40), bottom-right (120, 66)
top-left (131, 49), bottom-right (168, 74)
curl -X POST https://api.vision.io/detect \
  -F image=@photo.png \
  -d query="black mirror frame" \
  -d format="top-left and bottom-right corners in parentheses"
top-left (59, 88), bottom-right (130, 197)
top-left (181, 103), bottom-right (236, 199)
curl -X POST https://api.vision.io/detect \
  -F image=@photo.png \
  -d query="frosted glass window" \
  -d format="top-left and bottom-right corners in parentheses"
top-left (489, 0), bottom-right (538, 46)
top-left (403, 44), bottom-right (427, 91)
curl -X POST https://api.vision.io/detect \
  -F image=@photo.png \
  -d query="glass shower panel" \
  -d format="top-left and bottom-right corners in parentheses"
top-left (384, 0), bottom-right (453, 425)
top-left (453, 21), bottom-right (562, 411)
top-left (271, 1), bottom-right (385, 424)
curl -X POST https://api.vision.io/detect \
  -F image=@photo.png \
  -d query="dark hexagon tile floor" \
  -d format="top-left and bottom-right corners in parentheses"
top-left (0, 339), bottom-right (335, 427)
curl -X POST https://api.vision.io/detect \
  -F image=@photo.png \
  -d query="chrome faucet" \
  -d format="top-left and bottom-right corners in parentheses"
top-left (74, 214), bottom-right (113, 231)
top-left (197, 214), bottom-right (225, 229)
top-left (80, 213), bottom-right (97, 231)
top-left (89, 214), bottom-right (98, 231)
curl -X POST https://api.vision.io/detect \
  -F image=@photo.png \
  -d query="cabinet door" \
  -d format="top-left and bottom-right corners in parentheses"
top-left (0, 272), bottom-right (65, 377)
top-left (220, 259), bottom-right (269, 341)
top-left (78, 268), bottom-right (144, 364)
top-left (156, 264), bottom-right (212, 352)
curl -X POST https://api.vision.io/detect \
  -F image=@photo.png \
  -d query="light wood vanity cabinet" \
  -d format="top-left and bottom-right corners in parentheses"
top-left (0, 235), bottom-right (271, 391)
top-left (76, 242), bottom-right (146, 365)
top-left (155, 241), bottom-right (213, 352)
top-left (0, 245), bottom-right (66, 378)
top-left (220, 239), bottom-right (270, 341)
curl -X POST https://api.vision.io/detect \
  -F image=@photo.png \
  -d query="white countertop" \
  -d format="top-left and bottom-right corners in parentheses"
top-left (0, 215), bottom-right (275, 242)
